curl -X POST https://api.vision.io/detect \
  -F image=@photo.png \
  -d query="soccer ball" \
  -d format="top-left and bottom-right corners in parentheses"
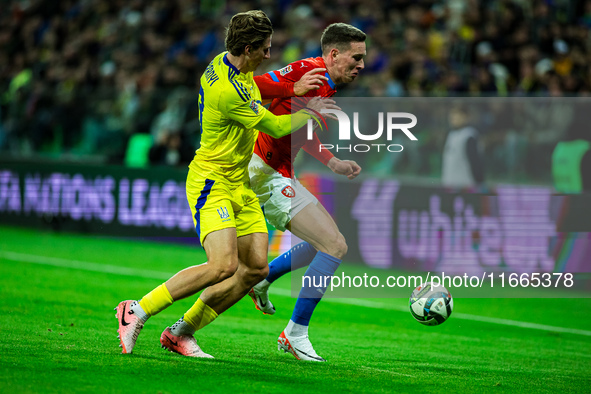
top-left (409, 282), bottom-right (453, 326)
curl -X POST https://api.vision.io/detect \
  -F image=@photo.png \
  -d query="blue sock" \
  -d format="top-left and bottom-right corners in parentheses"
top-left (266, 242), bottom-right (317, 283)
top-left (291, 251), bottom-right (341, 326)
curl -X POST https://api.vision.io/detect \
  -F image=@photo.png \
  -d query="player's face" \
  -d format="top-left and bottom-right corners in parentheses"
top-left (333, 41), bottom-right (366, 84)
top-left (246, 36), bottom-right (272, 72)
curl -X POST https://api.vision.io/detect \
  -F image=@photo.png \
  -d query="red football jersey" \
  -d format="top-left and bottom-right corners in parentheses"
top-left (254, 57), bottom-right (336, 178)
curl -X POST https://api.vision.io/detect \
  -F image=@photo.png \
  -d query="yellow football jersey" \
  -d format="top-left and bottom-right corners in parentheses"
top-left (190, 52), bottom-right (267, 183)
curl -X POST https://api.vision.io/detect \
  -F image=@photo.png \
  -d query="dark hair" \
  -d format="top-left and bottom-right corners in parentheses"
top-left (225, 10), bottom-right (273, 56)
top-left (320, 23), bottom-right (366, 55)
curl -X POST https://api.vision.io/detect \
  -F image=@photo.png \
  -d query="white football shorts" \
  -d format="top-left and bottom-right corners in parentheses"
top-left (248, 153), bottom-right (318, 231)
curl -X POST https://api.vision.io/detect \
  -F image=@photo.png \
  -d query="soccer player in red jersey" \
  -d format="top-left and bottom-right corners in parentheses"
top-left (247, 23), bottom-right (366, 361)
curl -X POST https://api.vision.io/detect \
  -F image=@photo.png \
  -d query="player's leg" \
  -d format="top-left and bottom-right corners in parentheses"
top-left (250, 178), bottom-right (344, 318)
top-left (159, 227), bottom-right (242, 358)
top-left (115, 177), bottom-right (239, 354)
top-left (266, 242), bottom-right (318, 285)
top-left (161, 232), bottom-right (268, 358)
top-left (263, 200), bottom-right (346, 284)
top-left (162, 188), bottom-right (269, 357)
top-left (201, 232), bottom-right (269, 314)
top-left (289, 200), bottom-right (347, 324)
top-left (248, 173), bottom-right (320, 314)
top-left (249, 240), bottom-right (318, 315)
top-left (289, 201), bottom-right (347, 258)
top-left (277, 201), bottom-right (345, 362)
top-left (248, 156), bottom-right (315, 293)
top-left (164, 227), bottom-right (239, 301)
top-left (116, 226), bottom-right (240, 356)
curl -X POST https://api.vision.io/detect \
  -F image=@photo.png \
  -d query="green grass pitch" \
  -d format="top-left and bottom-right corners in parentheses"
top-left (1, 225), bottom-right (590, 393)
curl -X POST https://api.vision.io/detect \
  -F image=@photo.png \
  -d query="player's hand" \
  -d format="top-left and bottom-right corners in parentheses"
top-left (306, 97), bottom-right (340, 121)
top-left (328, 157), bottom-right (362, 180)
top-left (294, 68), bottom-right (329, 96)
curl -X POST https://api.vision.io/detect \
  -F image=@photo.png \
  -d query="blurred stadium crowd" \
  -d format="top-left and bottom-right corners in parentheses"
top-left (1, 0), bottom-right (590, 184)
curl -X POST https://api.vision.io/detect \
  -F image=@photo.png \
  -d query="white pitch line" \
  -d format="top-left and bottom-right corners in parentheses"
top-left (2, 251), bottom-right (591, 337)
top-left (0, 251), bottom-right (171, 280)
top-left (360, 366), bottom-right (414, 377)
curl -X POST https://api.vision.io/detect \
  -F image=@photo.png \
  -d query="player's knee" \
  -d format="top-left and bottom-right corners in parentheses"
top-left (253, 261), bottom-right (269, 283)
top-left (244, 260), bottom-right (269, 287)
top-left (211, 258), bottom-right (239, 282)
top-left (254, 263), bottom-right (269, 283)
top-left (323, 232), bottom-right (347, 259)
top-left (335, 232), bottom-right (348, 259)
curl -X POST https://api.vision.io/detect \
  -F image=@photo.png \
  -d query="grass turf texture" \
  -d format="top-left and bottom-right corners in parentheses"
top-left (1, 225), bottom-right (590, 393)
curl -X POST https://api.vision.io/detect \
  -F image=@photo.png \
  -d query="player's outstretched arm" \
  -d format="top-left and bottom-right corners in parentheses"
top-left (255, 97), bottom-right (340, 139)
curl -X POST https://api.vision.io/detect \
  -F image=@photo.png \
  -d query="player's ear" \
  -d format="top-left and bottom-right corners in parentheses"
top-left (244, 45), bottom-right (251, 56)
top-left (330, 48), bottom-right (339, 62)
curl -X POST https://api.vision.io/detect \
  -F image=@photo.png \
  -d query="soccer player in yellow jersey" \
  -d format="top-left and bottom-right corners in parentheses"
top-left (115, 10), bottom-right (337, 357)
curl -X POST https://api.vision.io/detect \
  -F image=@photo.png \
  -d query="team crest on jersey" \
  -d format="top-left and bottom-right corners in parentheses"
top-left (279, 65), bottom-right (293, 76)
top-left (249, 99), bottom-right (260, 114)
top-left (281, 186), bottom-right (296, 198)
top-left (217, 207), bottom-right (231, 221)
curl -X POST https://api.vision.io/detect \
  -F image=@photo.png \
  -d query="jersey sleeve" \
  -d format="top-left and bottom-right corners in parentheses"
top-left (302, 130), bottom-right (335, 165)
top-left (254, 72), bottom-right (295, 99)
top-left (254, 60), bottom-right (312, 99)
top-left (220, 82), bottom-right (267, 129)
top-left (255, 109), bottom-right (319, 139)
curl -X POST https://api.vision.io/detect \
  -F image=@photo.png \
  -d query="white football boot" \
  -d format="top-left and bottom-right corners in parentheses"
top-left (160, 327), bottom-right (214, 358)
top-left (248, 281), bottom-right (276, 315)
top-left (278, 330), bottom-right (326, 362)
top-left (115, 300), bottom-right (144, 354)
